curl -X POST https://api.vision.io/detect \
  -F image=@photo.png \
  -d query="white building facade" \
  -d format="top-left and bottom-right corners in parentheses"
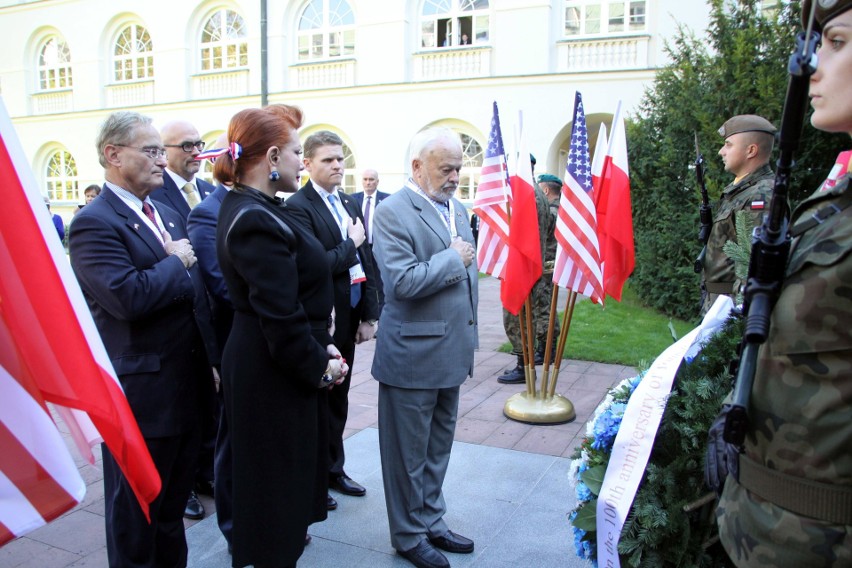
top-left (0, 0), bottom-right (708, 221)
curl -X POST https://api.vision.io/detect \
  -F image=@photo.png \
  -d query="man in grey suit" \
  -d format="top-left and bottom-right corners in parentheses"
top-left (371, 127), bottom-right (478, 568)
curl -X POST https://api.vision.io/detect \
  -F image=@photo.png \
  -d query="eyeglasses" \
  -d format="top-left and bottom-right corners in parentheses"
top-left (164, 141), bottom-right (206, 153)
top-left (115, 145), bottom-right (167, 159)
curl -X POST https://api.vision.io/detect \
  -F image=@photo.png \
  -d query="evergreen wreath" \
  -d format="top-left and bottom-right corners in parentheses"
top-left (569, 316), bottom-right (743, 567)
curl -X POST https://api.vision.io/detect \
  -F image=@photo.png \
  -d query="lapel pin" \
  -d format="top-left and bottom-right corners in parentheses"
top-left (133, 223), bottom-right (139, 230)
top-left (168, 222), bottom-right (175, 228)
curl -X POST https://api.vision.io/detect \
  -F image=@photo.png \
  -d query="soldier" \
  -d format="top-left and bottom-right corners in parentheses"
top-left (498, 157), bottom-right (557, 384)
top-left (701, 115), bottom-right (776, 314)
top-left (715, 1), bottom-right (852, 564)
top-left (535, 173), bottom-right (563, 356)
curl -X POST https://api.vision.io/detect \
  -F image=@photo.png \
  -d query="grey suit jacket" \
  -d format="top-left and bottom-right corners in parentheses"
top-left (371, 186), bottom-right (478, 389)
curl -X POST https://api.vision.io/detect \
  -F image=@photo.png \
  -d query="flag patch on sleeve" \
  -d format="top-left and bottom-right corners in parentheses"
top-left (750, 200), bottom-right (765, 210)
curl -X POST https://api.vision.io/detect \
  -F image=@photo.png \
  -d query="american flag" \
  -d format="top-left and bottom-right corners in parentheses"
top-left (553, 92), bottom-right (604, 304)
top-left (473, 102), bottom-right (510, 278)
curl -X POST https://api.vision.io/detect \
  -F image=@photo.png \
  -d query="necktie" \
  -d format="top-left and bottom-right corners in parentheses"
top-left (364, 196), bottom-right (372, 245)
top-left (328, 194), bottom-right (362, 308)
top-left (182, 182), bottom-right (200, 209)
top-left (142, 201), bottom-right (162, 232)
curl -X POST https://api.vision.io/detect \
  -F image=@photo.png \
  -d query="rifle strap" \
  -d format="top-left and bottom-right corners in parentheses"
top-left (790, 189), bottom-right (852, 237)
top-left (738, 454), bottom-right (852, 524)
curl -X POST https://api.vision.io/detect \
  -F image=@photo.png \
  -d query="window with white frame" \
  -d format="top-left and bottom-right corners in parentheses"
top-left (38, 37), bottom-right (72, 91)
top-left (297, 0), bottom-right (355, 61)
top-left (420, 0), bottom-right (490, 49)
top-left (45, 149), bottom-right (79, 202)
top-left (200, 9), bottom-right (248, 71)
top-left (458, 133), bottom-right (483, 200)
top-left (564, 0), bottom-right (646, 36)
top-left (113, 24), bottom-right (154, 82)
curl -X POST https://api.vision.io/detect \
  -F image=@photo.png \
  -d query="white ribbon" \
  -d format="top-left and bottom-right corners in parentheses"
top-left (595, 296), bottom-right (732, 567)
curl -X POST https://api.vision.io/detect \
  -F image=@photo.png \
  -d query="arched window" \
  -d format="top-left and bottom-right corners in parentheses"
top-left (200, 9), bottom-right (248, 71)
top-left (563, 0), bottom-right (646, 36)
top-left (420, 0), bottom-right (489, 49)
top-left (297, 0), bottom-right (355, 61)
top-left (113, 24), bottom-right (154, 82)
top-left (38, 37), bottom-right (72, 91)
top-left (458, 133), bottom-right (483, 200)
top-left (45, 149), bottom-right (79, 202)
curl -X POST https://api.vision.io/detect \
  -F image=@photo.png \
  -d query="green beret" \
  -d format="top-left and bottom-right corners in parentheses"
top-left (802, 0), bottom-right (852, 31)
top-left (717, 115), bottom-right (777, 139)
top-left (537, 174), bottom-right (563, 186)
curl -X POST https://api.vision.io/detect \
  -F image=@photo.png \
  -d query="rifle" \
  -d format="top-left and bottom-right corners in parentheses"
top-left (694, 132), bottom-right (712, 273)
top-left (723, 17), bottom-right (820, 446)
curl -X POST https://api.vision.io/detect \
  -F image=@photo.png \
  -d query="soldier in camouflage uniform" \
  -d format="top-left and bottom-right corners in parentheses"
top-left (499, 157), bottom-right (556, 384)
top-left (716, 1), bottom-right (852, 563)
top-left (701, 115), bottom-right (776, 314)
top-left (535, 174), bottom-right (562, 357)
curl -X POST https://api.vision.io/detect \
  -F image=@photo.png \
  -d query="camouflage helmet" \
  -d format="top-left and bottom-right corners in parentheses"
top-left (802, 0), bottom-right (852, 31)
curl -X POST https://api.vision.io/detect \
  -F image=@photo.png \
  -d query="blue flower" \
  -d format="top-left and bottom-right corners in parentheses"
top-left (575, 480), bottom-right (593, 502)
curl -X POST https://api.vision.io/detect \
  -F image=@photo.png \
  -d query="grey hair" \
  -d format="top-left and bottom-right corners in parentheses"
top-left (95, 111), bottom-right (153, 168)
top-left (304, 130), bottom-right (344, 159)
top-left (408, 127), bottom-right (462, 166)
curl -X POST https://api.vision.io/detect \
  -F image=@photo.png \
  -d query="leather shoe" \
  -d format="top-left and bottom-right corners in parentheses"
top-left (327, 495), bottom-right (338, 510)
top-left (397, 540), bottom-right (449, 568)
top-left (184, 491), bottom-right (204, 520)
top-left (498, 365), bottom-right (525, 384)
top-left (330, 473), bottom-right (366, 496)
top-left (429, 530), bottom-right (474, 554)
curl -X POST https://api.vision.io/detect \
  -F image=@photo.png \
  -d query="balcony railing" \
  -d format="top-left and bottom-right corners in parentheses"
top-left (191, 69), bottom-right (250, 99)
top-left (413, 47), bottom-right (491, 81)
top-left (106, 80), bottom-right (154, 108)
top-left (557, 35), bottom-right (650, 72)
top-left (290, 59), bottom-right (356, 90)
top-left (32, 89), bottom-right (72, 114)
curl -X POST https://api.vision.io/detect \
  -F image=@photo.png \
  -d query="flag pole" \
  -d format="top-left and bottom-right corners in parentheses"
top-left (539, 284), bottom-right (560, 397)
top-left (522, 296), bottom-right (536, 396)
top-left (549, 289), bottom-right (578, 398)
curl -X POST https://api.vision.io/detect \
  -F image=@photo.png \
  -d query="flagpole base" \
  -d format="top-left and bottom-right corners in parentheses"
top-left (503, 391), bottom-right (576, 425)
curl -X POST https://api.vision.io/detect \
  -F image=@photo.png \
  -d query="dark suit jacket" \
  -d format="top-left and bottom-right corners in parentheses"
top-left (284, 181), bottom-right (379, 350)
top-left (69, 186), bottom-right (217, 438)
top-left (150, 172), bottom-right (215, 220)
top-left (187, 183), bottom-right (232, 360)
top-left (351, 190), bottom-right (390, 207)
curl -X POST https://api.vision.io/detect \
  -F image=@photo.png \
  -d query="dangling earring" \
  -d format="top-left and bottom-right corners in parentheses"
top-left (269, 169), bottom-right (280, 182)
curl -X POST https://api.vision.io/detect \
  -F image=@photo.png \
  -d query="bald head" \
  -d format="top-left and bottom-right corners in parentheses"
top-left (161, 120), bottom-right (203, 180)
top-left (362, 168), bottom-right (379, 195)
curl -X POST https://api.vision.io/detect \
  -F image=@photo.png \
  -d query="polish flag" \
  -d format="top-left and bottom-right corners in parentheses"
top-left (596, 102), bottom-right (635, 301)
top-left (591, 123), bottom-right (608, 208)
top-left (501, 125), bottom-right (542, 315)
top-left (0, 100), bottom-right (160, 546)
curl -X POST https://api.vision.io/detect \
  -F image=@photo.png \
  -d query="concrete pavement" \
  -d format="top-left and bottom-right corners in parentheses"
top-left (0, 276), bottom-right (635, 567)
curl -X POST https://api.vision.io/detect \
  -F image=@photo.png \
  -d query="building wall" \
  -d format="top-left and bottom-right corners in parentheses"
top-left (0, 0), bottom-right (710, 222)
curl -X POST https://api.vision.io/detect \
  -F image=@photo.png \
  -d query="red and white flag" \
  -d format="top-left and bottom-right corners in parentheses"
top-left (0, 100), bottom-right (160, 546)
top-left (473, 102), bottom-right (510, 279)
top-left (596, 102), bottom-right (635, 301)
top-left (553, 92), bottom-right (603, 304)
top-left (501, 121), bottom-right (542, 315)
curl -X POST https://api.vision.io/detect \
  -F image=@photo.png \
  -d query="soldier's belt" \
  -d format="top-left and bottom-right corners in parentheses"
top-left (704, 281), bottom-right (736, 295)
top-left (739, 454), bottom-right (852, 525)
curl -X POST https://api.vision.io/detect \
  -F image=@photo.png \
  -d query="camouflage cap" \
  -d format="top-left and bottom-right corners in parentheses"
top-left (537, 174), bottom-right (563, 185)
top-left (718, 115), bottom-right (777, 139)
top-left (802, 0), bottom-right (852, 31)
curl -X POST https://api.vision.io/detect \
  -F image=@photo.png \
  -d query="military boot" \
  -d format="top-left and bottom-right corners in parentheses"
top-left (498, 355), bottom-right (525, 384)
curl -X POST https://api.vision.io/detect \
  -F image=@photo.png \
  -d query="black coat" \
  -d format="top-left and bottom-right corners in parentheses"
top-left (216, 187), bottom-right (333, 567)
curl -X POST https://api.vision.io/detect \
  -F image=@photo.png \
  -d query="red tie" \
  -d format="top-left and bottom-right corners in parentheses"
top-left (142, 202), bottom-right (162, 232)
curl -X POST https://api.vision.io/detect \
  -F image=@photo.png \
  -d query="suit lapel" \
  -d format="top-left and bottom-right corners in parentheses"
top-left (305, 182), bottom-right (344, 243)
top-left (404, 188), bottom-right (451, 247)
top-left (161, 174), bottom-right (191, 219)
top-left (102, 189), bottom-right (167, 260)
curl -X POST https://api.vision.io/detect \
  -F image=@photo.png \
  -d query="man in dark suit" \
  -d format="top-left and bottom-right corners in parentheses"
top-left (351, 168), bottom-right (390, 313)
top-left (69, 111), bottom-right (216, 567)
top-left (150, 120), bottom-right (215, 219)
top-left (372, 127), bottom-right (478, 568)
top-left (285, 131), bottom-right (380, 509)
top-left (152, 119), bottom-right (217, 519)
top-left (186, 174), bottom-right (234, 549)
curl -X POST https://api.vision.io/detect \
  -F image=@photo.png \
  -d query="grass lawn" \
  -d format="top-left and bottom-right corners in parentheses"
top-left (499, 284), bottom-right (695, 368)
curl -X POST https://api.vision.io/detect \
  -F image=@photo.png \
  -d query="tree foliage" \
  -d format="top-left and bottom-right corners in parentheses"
top-left (628, 0), bottom-right (848, 320)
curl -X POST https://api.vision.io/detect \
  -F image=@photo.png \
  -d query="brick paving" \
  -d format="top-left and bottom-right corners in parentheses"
top-left (0, 275), bottom-right (634, 567)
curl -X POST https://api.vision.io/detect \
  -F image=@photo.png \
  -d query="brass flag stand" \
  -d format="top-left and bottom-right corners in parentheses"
top-left (504, 283), bottom-right (577, 424)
